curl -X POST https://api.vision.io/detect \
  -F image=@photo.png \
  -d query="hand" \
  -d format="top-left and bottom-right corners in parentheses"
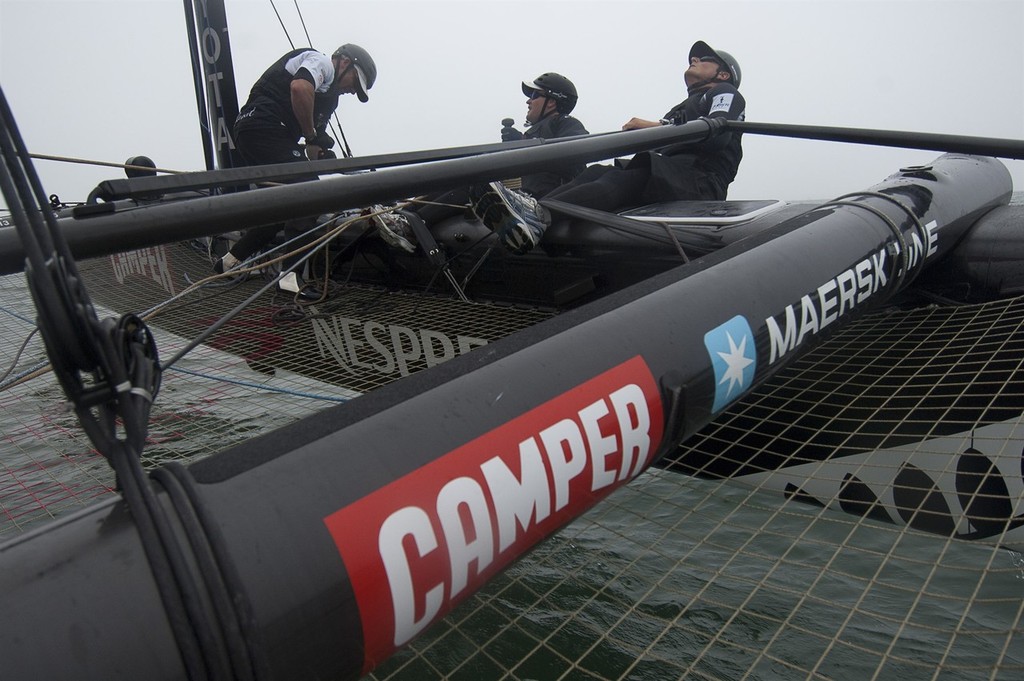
top-left (303, 131), bottom-right (335, 160)
top-left (308, 131), bottom-right (335, 150)
top-left (501, 126), bottom-right (524, 142)
top-left (622, 118), bottom-right (661, 131)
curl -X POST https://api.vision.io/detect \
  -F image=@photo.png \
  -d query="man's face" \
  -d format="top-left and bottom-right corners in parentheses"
top-left (684, 55), bottom-right (726, 86)
top-left (333, 58), bottom-right (360, 94)
top-left (526, 89), bottom-right (555, 125)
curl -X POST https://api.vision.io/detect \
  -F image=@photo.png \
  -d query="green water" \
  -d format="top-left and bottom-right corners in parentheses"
top-left (365, 470), bottom-right (1024, 680)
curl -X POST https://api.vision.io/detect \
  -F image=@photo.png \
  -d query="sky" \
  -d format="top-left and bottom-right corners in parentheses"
top-left (0, 0), bottom-right (1022, 209)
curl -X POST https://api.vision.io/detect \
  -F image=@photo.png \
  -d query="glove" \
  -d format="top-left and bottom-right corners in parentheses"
top-left (501, 126), bottom-right (524, 142)
top-left (306, 131), bottom-right (335, 150)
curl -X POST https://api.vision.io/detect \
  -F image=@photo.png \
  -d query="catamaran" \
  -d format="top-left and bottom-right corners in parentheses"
top-left (1, 1), bottom-right (1023, 679)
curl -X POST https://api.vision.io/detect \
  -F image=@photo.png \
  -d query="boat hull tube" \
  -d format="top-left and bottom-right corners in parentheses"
top-left (0, 154), bottom-right (1013, 679)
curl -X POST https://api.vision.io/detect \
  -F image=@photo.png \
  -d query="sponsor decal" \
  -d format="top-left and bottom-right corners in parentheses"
top-left (110, 246), bottom-right (175, 296)
top-left (704, 315), bottom-right (756, 413)
top-left (766, 245), bottom-right (889, 364)
top-left (323, 356), bottom-right (664, 672)
top-left (709, 93), bottom-right (734, 115)
top-left (312, 315), bottom-right (488, 378)
top-left (904, 219), bottom-right (938, 270)
top-left (765, 221), bottom-right (939, 366)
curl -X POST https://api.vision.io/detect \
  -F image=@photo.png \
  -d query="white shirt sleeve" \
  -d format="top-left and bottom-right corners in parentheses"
top-left (284, 51), bottom-right (335, 92)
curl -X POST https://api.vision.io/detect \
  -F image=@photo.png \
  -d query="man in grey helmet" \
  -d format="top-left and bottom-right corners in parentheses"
top-left (215, 44), bottom-right (376, 299)
top-left (372, 72), bottom-right (588, 254)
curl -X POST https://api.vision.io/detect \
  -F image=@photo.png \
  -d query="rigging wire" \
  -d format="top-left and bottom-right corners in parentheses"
top-left (267, 0), bottom-right (295, 49)
top-left (170, 365), bottom-right (352, 402)
top-left (330, 115), bottom-right (354, 158)
top-left (0, 326), bottom-right (39, 384)
top-left (292, 0), bottom-right (313, 50)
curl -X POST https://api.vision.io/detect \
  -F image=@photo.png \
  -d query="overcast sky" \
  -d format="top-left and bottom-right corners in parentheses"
top-left (1, 0), bottom-right (1022, 209)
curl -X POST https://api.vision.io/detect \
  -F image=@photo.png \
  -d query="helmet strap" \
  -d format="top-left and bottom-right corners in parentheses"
top-left (527, 95), bottom-right (558, 127)
top-left (686, 70), bottom-right (729, 96)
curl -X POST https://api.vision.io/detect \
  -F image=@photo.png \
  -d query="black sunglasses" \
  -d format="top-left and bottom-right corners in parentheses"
top-left (527, 90), bottom-right (546, 100)
top-left (698, 55), bottom-right (724, 66)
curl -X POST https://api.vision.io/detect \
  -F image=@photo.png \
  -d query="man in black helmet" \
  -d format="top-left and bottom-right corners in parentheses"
top-left (500, 73), bottom-right (589, 197)
top-left (372, 72), bottom-right (588, 254)
top-left (215, 44), bottom-right (377, 298)
top-left (468, 41), bottom-right (745, 255)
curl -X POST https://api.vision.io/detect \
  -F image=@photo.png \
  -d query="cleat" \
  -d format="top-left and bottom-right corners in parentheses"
top-left (371, 207), bottom-right (417, 253)
top-left (469, 182), bottom-right (550, 255)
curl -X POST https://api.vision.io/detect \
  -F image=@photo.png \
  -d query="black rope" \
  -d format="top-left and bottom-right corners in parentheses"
top-left (0, 84), bottom-right (252, 680)
top-left (154, 464), bottom-right (272, 680)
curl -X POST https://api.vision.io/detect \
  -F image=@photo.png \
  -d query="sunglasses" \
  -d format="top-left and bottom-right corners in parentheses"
top-left (698, 56), bottom-right (724, 66)
top-left (527, 90), bottom-right (546, 100)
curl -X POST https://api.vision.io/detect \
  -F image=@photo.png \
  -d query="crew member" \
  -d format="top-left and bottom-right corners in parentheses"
top-left (373, 73), bottom-right (588, 254)
top-left (216, 44), bottom-right (377, 299)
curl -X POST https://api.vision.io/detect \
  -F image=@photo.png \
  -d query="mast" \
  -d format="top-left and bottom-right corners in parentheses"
top-left (184, 0), bottom-right (242, 171)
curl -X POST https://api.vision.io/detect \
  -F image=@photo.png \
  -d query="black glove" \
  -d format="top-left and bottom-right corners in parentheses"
top-left (501, 126), bottom-right (524, 142)
top-left (306, 131), bottom-right (335, 150)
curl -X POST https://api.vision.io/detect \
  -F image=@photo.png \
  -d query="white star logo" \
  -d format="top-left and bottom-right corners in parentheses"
top-left (717, 331), bottom-right (754, 398)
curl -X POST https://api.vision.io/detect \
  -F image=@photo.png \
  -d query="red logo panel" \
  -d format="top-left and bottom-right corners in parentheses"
top-left (323, 356), bottom-right (664, 672)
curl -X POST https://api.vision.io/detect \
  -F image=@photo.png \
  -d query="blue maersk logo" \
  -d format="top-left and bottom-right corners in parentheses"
top-left (704, 315), bottom-right (756, 413)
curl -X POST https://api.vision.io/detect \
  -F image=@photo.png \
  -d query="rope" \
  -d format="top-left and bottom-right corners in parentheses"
top-left (0, 81), bottom-right (234, 678)
top-left (156, 211), bottom-right (366, 371)
top-left (0, 326), bottom-right (39, 384)
top-left (0, 209), bottom-right (371, 391)
top-left (406, 196), bottom-right (470, 211)
top-left (168, 366), bottom-right (352, 403)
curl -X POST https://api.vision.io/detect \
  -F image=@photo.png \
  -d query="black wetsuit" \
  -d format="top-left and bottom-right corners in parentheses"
top-left (414, 113), bottom-right (589, 225)
top-left (545, 82), bottom-right (745, 211)
top-left (520, 114), bottom-right (589, 197)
